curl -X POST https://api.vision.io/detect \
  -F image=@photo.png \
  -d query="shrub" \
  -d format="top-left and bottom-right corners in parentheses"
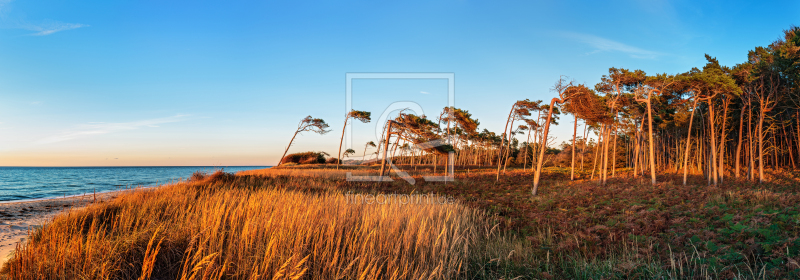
top-left (188, 170), bottom-right (235, 184)
top-left (280, 151), bottom-right (326, 165)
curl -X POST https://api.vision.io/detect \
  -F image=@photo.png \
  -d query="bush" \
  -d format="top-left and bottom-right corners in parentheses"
top-left (188, 170), bottom-right (235, 184)
top-left (325, 158), bottom-right (340, 164)
top-left (280, 152), bottom-right (326, 165)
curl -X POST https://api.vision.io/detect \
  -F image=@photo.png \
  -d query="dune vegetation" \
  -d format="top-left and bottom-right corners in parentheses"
top-left (1, 171), bottom-right (494, 280)
top-left (4, 167), bottom-right (800, 279)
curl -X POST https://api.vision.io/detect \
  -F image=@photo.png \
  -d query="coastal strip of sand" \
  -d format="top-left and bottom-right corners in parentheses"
top-left (0, 191), bottom-right (123, 269)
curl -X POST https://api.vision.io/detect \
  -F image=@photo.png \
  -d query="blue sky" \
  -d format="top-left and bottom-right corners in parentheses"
top-left (0, 0), bottom-right (797, 166)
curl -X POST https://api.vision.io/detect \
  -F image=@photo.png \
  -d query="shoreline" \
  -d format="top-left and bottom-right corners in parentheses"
top-left (0, 190), bottom-right (129, 269)
top-left (0, 185), bottom-right (157, 205)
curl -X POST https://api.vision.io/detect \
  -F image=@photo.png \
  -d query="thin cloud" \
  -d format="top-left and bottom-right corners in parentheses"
top-left (0, 1), bottom-right (88, 36)
top-left (420, 91), bottom-right (430, 94)
top-left (37, 114), bottom-right (190, 144)
top-left (27, 21), bottom-right (88, 36)
top-left (561, 32), bottom-right (663, 59)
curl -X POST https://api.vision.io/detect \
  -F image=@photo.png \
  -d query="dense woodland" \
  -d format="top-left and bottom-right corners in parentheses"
top-left (281, 26), bottom-right (800, 190)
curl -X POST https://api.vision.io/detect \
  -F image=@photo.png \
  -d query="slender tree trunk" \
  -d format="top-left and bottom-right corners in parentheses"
top-left (532, 98), bottom-right (558, 195)
top-left (591, 125), bottom-right (603, 180)
top-left (749, 103), bottom-right (755, 181)
top-left (278, 130), bottom-right (300, 166)
top-left (530, 128), bottom-right (537, 171)
top-left (571, 114), bottom-right (577, 180)
top-left (718, 99), bottom-right (729, 183)
top-left (683, 99), bottom-right (698, 185)
top-left (379, 122), bottom-right (393, 178)
top-left (758, 106), bottom-right (766, 183)
top-left (601, 123), bottom-right (611, 185)
top-left (524, 129), bottom-right (532, 169)
top-left (390, 138), bottom-right (401, 164)
top-left (504, 118), bottom-right (516, 172)
top-left (611, 127), bottom-right (618, 177)
top-left (645, 97), bottom-right (656, 185)
top-left (633, 120), bottom-right (641, 178)
top-left (796, 111), bottom-right (800, 168)
top-left (581, 123), bottom-right (587, 172)
top-left (708, 102), bottom-right (719, 186)
top-left (497, 106), bottom-right (515, 181)
top-left (336, 118), bottom-right (349, 170)
top-left (735, 102), bottom-right (745, 178)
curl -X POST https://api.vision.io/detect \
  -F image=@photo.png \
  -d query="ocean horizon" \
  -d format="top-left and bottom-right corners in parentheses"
top-left (0, 166), bottom-right (271, 202)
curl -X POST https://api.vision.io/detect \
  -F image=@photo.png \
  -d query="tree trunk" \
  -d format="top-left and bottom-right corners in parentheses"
top-left (278, 130), bottom-right (300, 167)
top-left (718, 99), bottom-right (730, 183)
top-left (532, 98), bottom-right (559, 195)
top-left (503, 118), bottom-right (516, 172)
top-left (796, 111), bottom-right (800, 168)
top-left (591, 125), bottom-right (603, 180)
top-left (758, 106), bottom-right (765, 183)
top-left (645, 96), bottom-right (656, 185)
top-left (336, 117), bottom-right (349, 170)
top-left (633, 120), bottom-right (641, 177)
top-left (708, 101), bottom-right (718, 186)
top-left (571, 114), bottom-right (577, 180)
top-left (497, 106), bottom-right (515, 181)
top-left (524, 128), bottom-right (532, 169)
top-left (611, 127), bottom-right (618, 177)
top-left (379, 121), bottom-right (393, 178)
top-left (581, 122), bottom-right (587, 172)
top-left (735, 102), bottom-right (745, 178)
top-left (601, 123), bottom-right (610, 185)
top-left (683, 99), bottom-right (698, 185)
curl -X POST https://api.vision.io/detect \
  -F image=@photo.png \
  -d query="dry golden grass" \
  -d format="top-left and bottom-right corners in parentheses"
top-left (2, 173), bottom-right (489, 279)
top-left (238, 166), bottom-right (379, 179)
top-left (237, 165), bottom-right (488, 179)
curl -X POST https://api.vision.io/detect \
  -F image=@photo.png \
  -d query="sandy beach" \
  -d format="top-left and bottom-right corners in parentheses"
top-left (0, 191), bottom-right (122, 269)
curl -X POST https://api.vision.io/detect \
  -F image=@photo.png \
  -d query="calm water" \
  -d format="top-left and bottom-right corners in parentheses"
top-left (0, 166), bottom-right (270, 202)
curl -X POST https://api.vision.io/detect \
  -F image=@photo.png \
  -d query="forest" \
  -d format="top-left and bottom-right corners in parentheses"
top-left (279, 26), bottom-right (800, 192)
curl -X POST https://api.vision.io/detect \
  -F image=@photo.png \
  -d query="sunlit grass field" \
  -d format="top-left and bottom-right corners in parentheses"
top-left (2, 171), bottom-right (505, 279)
top-left (3, 167), bottom-right (800, 279)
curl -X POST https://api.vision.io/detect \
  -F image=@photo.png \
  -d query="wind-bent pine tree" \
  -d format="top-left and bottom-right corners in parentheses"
top-left (635, 87), bottom-right (659, 185)
top-left (343, 148), bottom-right (355, 160)
top-left (496, 100), bottom-right (539, 181)
top-left (594, 68), bottom-right (642, 185)
top-left (522, 119), bottom-right (538, 169)
top-left (699, 55), bottom-right (741, 185)
top-left (278, 116), bottom-right (330, 166)
top-left (337, 110), bottom-right (371, 170)
top-left (630, 73), bottom-right (675, 186)
top-left (560, 85), bottom-right (595, 181)
top-left (496, 102), bottom-right (518, 181)
top-left (362, 141), bottom-right (376, 162)
top-left (532, 77), bottom-right (573, 196)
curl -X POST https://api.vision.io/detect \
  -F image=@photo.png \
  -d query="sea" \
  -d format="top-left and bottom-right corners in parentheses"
top-left (0, 166), bottom-right (270, 202)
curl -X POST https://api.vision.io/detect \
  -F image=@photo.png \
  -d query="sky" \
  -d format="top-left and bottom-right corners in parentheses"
top-left (0, 0), bottom-right (797, 166)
